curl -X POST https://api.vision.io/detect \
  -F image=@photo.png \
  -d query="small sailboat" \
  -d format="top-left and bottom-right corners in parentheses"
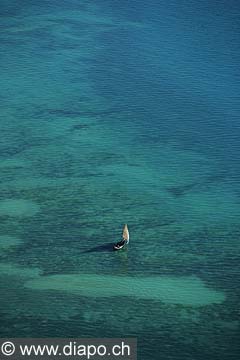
top-left (113, 224), bottom-right (129, 250)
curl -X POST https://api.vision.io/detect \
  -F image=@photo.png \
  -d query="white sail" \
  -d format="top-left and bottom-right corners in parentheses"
top-left (122, 224), bottom-right (129, 243)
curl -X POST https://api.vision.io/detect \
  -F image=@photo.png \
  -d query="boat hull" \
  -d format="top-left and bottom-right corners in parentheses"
top-left (113, 244), bottom-right (126, 251)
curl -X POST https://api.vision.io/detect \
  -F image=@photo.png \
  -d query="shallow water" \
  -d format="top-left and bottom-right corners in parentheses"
top-left (0, 1), bottom-right (240, 359)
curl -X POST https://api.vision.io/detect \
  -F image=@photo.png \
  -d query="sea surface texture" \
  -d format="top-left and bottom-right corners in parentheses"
top-left (0, 1), bottom-right (240, 359)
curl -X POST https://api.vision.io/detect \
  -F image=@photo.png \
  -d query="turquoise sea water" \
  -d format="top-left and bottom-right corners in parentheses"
top-left (0, 1), bottom-right (240, 359)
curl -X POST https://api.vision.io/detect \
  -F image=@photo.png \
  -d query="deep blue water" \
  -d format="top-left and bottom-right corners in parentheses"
top-left (0, 1), bottom-right (240, 359)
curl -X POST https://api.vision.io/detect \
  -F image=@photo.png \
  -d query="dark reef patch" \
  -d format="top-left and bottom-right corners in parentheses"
top-left (70, 124), bottom-right (90, 131)
top-left (32, 108), bottom-right (120, 119)
top-left (166, 183), bottom-right (197, 197)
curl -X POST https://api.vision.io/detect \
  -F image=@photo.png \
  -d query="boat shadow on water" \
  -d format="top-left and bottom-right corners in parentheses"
top-left (81, 243), bottom-right (114, 253)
